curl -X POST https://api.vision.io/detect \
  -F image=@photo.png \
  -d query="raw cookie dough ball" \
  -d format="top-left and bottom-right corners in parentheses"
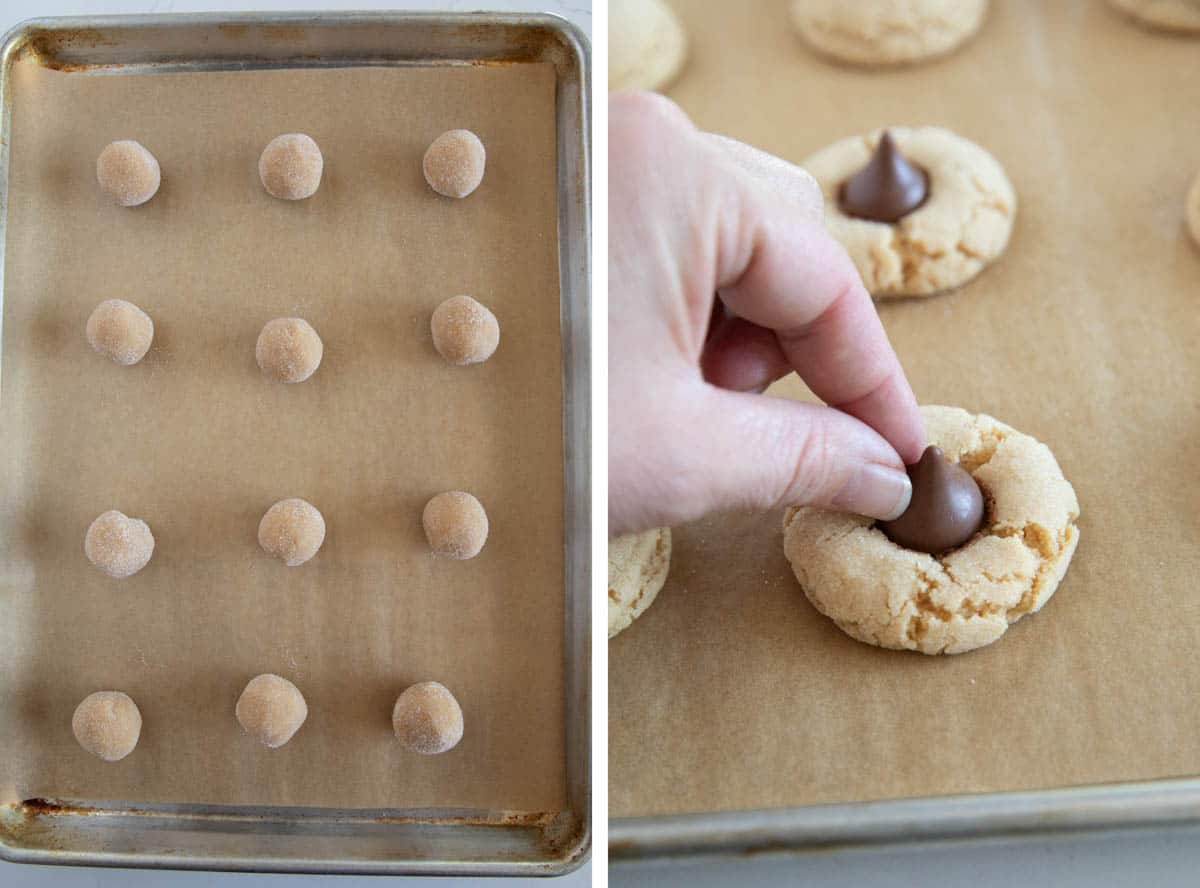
top-left (610, 0), bottom-right (688, 92)
top-left (86, 299), bottom-right (154, 366)
top-left (1187, 169), bottom-right (1200, 248)
top-left (422, 130), bottom-right (486, 199)
top-left (1108, 0), bottom-right (1200, 32)
top-left (258, 498), bottom-right (326, 566)
top-left (255, 317), bottom-right (323, 383)
top-left (609, 527), bottom-right (672, 638)
top-left (804, 127), bottom-right (1016, 298)
top-left (85, 510), bottom-right (155, 578)
top-left (431, 295), bottom-right (500, 365)
top-left (422, 491), bottom-right (488, 559)
top-left (72, 691), bottom-right (142, 761)
top-left (790, 0), bottom-right (988, 66)
top-left (235, 674), bottom-right (307, 748)
top-left (783, 405), bottom-right (1080, 656)
top-left (258, 133), bottom-right (323, 200)
top-left (392, 681), bottom-right (463, 754)
top-left (96, 140), bottom-right (161, 206)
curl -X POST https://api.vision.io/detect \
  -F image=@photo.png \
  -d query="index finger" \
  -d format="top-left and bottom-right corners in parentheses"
top-left (713, 171), bottom-right (926, 464)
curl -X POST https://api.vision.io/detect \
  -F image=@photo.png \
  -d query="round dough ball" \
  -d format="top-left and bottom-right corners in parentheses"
top-left (422, 129), bottom-right (486, 199)
top-left (86, 299), bottom-right (154, 366)
top-left (236, 673), bottom-right (307, 748)
top-left (783, 405), bottom-right (1080, 656)
top-left (790, 0), bottom-right (988, 66)
top-left (422, 491), bottom-right (488, 559)
top-left (804, 127), bottom-right (1016, 299)
top-left (610, 0), bottom-right (688, 92)
top-left (431, 295), bottom-right (500, 365)
top-left (1108, 0), bottom-right (1200, 32)
top-left (255, 317), bottom-right (323, 383)
top-left (96, 140), bottom-right (161, 207)
top-left (609, 527), bottom-right (672, 638)
top-left (392, 681), bottom-right (463, 754)
top-left (73, 691), bottom-right (142, 761)
top-left (258, 498), bottom-right (325, 566)
top-left (1187, 169), bottom-right (1200, 248)
top-left (258, 133), bottom-right (323, 201)
top-left (85, 510), bottom-right (154, 578)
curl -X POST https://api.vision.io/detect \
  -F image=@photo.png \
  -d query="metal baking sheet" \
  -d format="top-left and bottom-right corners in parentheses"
top-left (610, 0), bottom-right (1200, 864)
top-left (0, 12), bottom-right (589, 876)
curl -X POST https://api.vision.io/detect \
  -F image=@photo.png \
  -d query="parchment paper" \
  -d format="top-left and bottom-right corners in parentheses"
top-left (610, 0), bottom-right (1200, 818)
top-left (0, 58), bottom-right (566, 813)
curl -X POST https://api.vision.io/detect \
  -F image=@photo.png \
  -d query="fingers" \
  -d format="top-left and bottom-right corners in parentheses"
top-left (715, 193), bottom-right (926, 464)
top-left (704, 132), bottom-right (825, 224)
top-left (609, 382), bottom-right (913, 534)
top-left (701, 314), bottom-right (791, 393)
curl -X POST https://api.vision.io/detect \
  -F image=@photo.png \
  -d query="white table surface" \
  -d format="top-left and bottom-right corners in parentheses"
top-left (0, 0), bottom-right (589, 885)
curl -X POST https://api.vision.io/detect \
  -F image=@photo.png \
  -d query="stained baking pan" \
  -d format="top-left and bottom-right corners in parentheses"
top-left (609, 0), bottom-right (1200, 865)
top-left (0, 11), bottom-right (589, 876)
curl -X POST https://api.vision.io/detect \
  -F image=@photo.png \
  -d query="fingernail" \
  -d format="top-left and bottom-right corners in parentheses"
top-left (832, 464), bottom-right (912, 521)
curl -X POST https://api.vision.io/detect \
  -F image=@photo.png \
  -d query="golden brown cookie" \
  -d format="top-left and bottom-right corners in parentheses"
top-left (790, 0), bottom-right (989, 66)
top-left (783, 406), bottom-right (1079, 655)
top-left (608, 527), bottom-right (672, 638)
top-left (804, 127), bottom-right (1016, 299)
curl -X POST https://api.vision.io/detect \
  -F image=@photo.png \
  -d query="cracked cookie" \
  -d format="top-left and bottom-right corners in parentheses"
top-left (610, 0), bottom-right (688, 92)
top-left (1108, 0), bottom-right (1200, 33)
top-left (609, 527), bottom-right (672, 639)
top-left (804, 127), bottom-right (1016, 299)
top-left (783, 405), bottom-right (1079, 655)
top-left (790, 0), bottom-right (988, 67)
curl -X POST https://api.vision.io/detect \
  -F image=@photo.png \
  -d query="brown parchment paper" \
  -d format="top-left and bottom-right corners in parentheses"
top-left (610, 0), bottom-right (1200, 818)
top-left (0, 58), bottom-right (566, 813)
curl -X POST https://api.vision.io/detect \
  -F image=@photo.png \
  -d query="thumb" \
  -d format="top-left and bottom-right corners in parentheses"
top-left (676, 384), bottom-right (913, 523)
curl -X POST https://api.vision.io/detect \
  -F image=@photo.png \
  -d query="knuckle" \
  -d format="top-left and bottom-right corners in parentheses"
top-left (610, 91), bottom-right (693, 157)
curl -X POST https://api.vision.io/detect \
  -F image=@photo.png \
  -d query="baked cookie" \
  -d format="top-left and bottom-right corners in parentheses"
top-left (804, 127), bottom-right (1016, 299)
top-left (610, 0), bottom-right (687, 93)
top-left (790, 0), bottom-right (988, 67)
top-left (1108, 0), bottom-right (1200, 33)
top-left (608, 527), bottom-right (671, 638)
top-left (783, 406), bottom-right (1079, 655)
top-left (1187, 169), bottom-right (1200, 248)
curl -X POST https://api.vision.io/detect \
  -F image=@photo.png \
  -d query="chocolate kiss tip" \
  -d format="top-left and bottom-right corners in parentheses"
top-left (878, 445), bottom-right (984, 555)
top-left (837, 129), bottom-right (929, 224)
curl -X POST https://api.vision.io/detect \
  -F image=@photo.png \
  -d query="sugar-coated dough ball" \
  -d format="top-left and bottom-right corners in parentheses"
top-left (256, 317), bottom-right (323, 383)
top-left (258, 497), bottom-right (326, 566)
top-left (85, 510), bottom-right (154, 578)
top-left (96, 140), bottom-right (161, 206)
top-left (392, 681), bottom-right (463, 754)
top-left (431, 295), bottom-right (500, 365)
top-left (423, 129), bottom-right (486, 199)
top-left (259, 133), bottom-right (323, 201)
top-left (422, 491), bottom-right (488, 559)
top-left (73, 691), bottom-right (142, 761)
top-left (86, 299), bottom-right (154, 366)
top-left (236, 673), bottom-right (307, 748)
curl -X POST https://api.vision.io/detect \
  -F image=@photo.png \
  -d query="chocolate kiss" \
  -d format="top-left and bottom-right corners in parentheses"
top-left (879, 446), bottom-right (984, 555)
top-left (838, 130), bottom-right (929, 224)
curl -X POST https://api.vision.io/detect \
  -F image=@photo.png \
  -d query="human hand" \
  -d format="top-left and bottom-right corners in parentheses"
top-left (608, 92), bottom-right (926, 536)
